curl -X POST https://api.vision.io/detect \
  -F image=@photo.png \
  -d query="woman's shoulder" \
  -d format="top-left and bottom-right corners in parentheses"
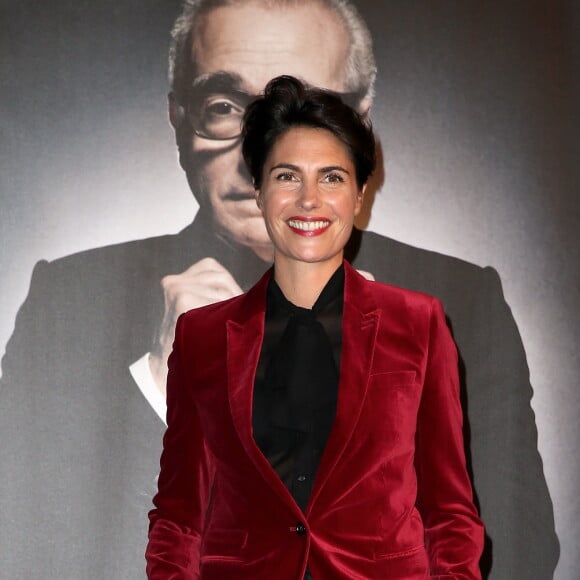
top-left (348, 261), bottom-right (439, 306)
top-left (372, 280), bottom-right (442, 322)
top-left (372, 278), bottom-right (438, 306)
top-left (347, 266), bottom-right (446, 331)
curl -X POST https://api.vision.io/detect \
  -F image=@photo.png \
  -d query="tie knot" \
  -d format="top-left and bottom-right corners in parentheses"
top-left (291, 308), bottom-right (318, 326)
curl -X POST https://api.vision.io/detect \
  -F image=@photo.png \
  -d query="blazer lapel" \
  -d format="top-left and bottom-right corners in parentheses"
top-left (307, 262), bottom-right (380, 511)
top-left (226, 271), bottom-right (302, 512)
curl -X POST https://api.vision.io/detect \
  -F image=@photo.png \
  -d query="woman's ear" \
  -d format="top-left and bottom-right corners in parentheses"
top-left (255, 189), bottom-right (263, 210)
top-left (354, 184), bottom-right (366, 216)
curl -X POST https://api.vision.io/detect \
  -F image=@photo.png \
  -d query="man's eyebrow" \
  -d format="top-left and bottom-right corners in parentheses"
top-left (190, 71), bottom-right (249, 96)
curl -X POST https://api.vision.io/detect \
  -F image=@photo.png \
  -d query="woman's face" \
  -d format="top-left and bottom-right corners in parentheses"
top-left (257, 127), bottom-right (365, 270)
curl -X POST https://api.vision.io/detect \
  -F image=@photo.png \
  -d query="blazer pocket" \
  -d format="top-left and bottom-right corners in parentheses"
top-left (373, 543), bottom-right (429, 577)
top-left (200, 529), bottom-right (248, 561)
top-left (375, 542), bottom-right (425, 559)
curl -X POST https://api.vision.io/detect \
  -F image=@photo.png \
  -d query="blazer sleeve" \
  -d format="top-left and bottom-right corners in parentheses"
top-left (414, 298), bottom-right (484, 579)
top-left (146, 314), bottom-right (216, 579)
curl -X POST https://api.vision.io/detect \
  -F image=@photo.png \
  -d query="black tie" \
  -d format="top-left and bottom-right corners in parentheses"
top-left (265, 308), bottom-right (338, 434)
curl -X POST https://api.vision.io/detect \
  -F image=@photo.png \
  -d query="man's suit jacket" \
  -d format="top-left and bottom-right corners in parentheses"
top-left (146, 262), bottom-right (484, 579)
top-left (0, 212), bottom-right (558, 578)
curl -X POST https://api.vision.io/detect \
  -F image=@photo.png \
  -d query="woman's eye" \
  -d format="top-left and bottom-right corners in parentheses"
top-left (324, 172), bottom-right (345, 183)
top-left (275, 172), bottom-right (297, 182)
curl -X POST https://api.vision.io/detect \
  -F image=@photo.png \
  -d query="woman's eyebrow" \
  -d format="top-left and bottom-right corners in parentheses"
top-left (268, 164), bottom-right (351, 174)
top-left (269, 163), bottom-right (300, 174)
top-left (318, 165), bottom-right (350, 174)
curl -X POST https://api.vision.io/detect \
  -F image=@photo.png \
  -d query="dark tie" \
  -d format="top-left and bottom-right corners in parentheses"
top-left (265, 308), bottom-right (338, 435)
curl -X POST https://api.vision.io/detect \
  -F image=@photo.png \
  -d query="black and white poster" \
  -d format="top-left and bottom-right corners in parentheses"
top-left (0, 1), bottom-right (577, 578)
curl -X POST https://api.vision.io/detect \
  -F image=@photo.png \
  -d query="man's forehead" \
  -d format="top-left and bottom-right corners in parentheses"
top-left (189, 1), bottom-right (350, 93)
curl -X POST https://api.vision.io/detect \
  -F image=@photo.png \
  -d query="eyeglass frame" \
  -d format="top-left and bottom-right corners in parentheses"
top-left (175, 72), bottom-right (367, 141)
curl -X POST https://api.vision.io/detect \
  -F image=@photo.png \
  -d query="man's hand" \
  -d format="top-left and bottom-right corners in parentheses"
top-left (149, 258), bottom-right (243, 394)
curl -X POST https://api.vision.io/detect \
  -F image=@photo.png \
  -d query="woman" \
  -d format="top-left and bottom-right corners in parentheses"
top-left (146, 76), bottom-right (484, 579)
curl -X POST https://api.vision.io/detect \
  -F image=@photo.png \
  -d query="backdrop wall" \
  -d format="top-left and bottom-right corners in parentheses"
top-left (1, 1), bottom-right (577, 578)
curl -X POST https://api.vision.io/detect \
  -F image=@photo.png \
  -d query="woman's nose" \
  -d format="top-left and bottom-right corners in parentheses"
top-left (298, 182), bottom-right (321, 210)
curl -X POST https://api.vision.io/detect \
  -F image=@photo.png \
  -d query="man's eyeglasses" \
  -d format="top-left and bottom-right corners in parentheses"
top-left (185, 88), bottom-right (253, 141)
top-left (182, 80), bottom-right (364, 141)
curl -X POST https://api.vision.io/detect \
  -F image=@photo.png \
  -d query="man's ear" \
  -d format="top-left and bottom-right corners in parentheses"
top-left (168, 92), bottom-right (185, 130)
top-left (168, 92), bottom-right (191, 173)
top-left (357, 96), bottom-right (373, 121)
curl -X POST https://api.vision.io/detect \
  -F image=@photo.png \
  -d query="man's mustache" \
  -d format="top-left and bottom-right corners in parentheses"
top-left (222, 191), bottom-right (256, 202)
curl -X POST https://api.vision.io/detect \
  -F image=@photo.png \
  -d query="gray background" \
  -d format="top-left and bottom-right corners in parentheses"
top-left (1, 0), bottom-right (578, 577)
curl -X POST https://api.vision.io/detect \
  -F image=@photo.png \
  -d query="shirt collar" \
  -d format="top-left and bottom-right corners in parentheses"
top-left (267, 264), bottom-right (345, 320)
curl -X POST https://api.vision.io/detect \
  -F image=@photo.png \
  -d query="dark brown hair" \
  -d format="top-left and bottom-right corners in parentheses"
top-left (241, 75), bottom-right (376, 189)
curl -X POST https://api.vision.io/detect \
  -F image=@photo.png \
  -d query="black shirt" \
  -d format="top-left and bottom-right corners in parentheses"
top-left (252, 265), bottom-right (344, 513)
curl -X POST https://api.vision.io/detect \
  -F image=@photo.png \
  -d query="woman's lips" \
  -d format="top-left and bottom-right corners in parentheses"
top-left (287, 217), bottom-right (331, 236)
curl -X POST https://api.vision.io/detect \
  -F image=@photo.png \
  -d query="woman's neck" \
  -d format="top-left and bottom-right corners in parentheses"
top-left (273, 255), bottom-right (343, 309)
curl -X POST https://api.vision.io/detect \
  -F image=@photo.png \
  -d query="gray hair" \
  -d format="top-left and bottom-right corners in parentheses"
top-left (168, 0), bottom-right (377, 105)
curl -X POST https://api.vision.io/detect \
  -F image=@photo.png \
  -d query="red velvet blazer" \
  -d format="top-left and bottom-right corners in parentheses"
top-left (146, 261), bottom-right (484, 579)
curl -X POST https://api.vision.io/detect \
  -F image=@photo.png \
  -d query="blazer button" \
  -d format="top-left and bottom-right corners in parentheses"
top-left (295, 522), bottom-right (307, 536)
